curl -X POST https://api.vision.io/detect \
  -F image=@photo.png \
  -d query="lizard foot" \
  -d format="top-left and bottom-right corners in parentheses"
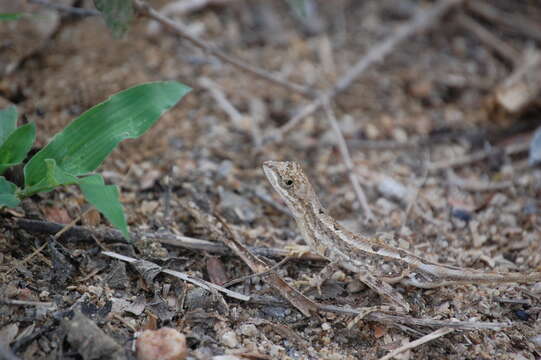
top-left (294, 263), bottom-right (339, 295)
top-left (284, 244), bottom-right (313, 257)
top-left (294, 274), bottom-right (327, 295)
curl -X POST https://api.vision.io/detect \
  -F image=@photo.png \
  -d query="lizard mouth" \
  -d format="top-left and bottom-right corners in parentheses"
top-left (262, 161), bottom-right (279, 185)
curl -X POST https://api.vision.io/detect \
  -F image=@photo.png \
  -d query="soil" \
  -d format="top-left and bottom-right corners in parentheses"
top-left (1, 0), bottom-right (541, 359)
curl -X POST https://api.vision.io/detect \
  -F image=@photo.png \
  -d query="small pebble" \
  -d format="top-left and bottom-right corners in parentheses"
top-left (515, 310), bottom-right (530, 321)
top-left (529, 335), bottom-right (541, 349)
top-left (346, 279), bottom-right (366, 293)
top-left (239, 324), bottom-right (258, 337)
top-left (269, 345), bottom-right (285, 357)
top-left (451, 208), bottom-right (472, 222)
top-left (522, 200), bottom-right (538, 215)
top-left (136, 328), bottom-right (187, 360)
top-left (377, 176), bottom-right (409, 202)
top-left (221, 330), bottom-right (239, 348)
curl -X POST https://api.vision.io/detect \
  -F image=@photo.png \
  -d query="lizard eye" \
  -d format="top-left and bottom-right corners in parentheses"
top-left (284, 179), bottom-right (294, 187)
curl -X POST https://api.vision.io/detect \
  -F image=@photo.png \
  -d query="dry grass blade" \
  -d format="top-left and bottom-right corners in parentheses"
top-left (377, 327), bottom-right (455, 360)
top-left (182, 199), bottom-right (318, 316)
top-left (265, 0), bottom-right (465, 143)
top-left (133, 0), bottom-right (314, 97)
top-left (427, 140), bottom-right (530, 171)
top-left (456, 13), bottom-right (519, 66)
top-left (216, 216), bottom-right (318, 316)
top-left (15, 218), bottom-right (325, 261)
top-left (322, 99), bottom-right (374, 221)
top-left (320, 304), bottom-right (510, 330)
top-left (467, 1), bottom-right (541, 42)
top-left (101, 251), bottom-right (250, 301)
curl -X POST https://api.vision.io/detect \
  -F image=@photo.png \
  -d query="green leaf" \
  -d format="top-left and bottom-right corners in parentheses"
top-left (0, 122), bottom-right (36, 175)
top-left (79, 174), bottom-right (129, 239)
top-left (94, 0), bottom-right (133, 38)
top-left (0, 106), bottom-right (18, 144)
top-left (20, 159), bottom-right (79, 197)
top-left (0, 177), bottom-right (20, 208)
top-left (24, 81), bottom-right (191, 187)
top-left (0, 13), bottom-right (24, 21)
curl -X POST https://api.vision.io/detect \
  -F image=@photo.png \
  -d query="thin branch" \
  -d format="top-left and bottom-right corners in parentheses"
top-left (427, 140), bottom-right (530, 172)
top-left (216, 216), bottom-right (318, 316)
top-left (101, 251), bottom-right (250, 301)
top-left (467, 1), bottom-right (541, 43)
top-left (265, 0), bottom-right (465, 143)
top-left (322, 99), bottom-right (374, 221)
top-left (0, 298), bottom-right (54, 307)
top-left (445, 169), bottom-right (512, 192)
top-left (29, 0), bottom-right (100, 16)
top-left (378, 327), bottom-right (455, 360)
top-left (15, 218), bottom-right (324, 261)
top-left (456, 13), bottom-right (519, 66)
top-left (5, 241), bottom-right (48, 276)
top-left (222, 256), bottom-right (292, 288)
top-left (198, 77), bottom-right (245, 128)
top-left (133, 0), bottom-right (314, 97)
top-left (400, 156), bottom-right (429, 235)
top-left (182, 199), bottom-right (318, 316)
top-left (319, 304), bottom-right (510, 330)
top-left (248, 98), bottom-right (265, 149)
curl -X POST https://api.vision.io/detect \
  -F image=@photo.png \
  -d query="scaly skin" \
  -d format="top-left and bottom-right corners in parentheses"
top-left (263, 160), bottom-right (541, 311)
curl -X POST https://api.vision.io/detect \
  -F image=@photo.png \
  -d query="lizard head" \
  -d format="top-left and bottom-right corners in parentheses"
top-left (263, 161), bottom-right (318, 217)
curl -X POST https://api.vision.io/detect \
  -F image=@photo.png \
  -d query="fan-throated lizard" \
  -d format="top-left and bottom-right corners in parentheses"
top-left (263, 160), bottom-right (541, 312)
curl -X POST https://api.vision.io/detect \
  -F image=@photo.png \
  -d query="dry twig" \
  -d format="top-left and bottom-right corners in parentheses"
top-left (0, 299), bottom-right (54, 307)
top-left (265, 0), bottom-right (465, 143)
top-left (133, 0), bottom-right (314, 97)
top-left (15, 218), bottom-right (324, 261)
top-left (322, 99), bottom-right (374, 221)
top-left (5, 242), bottom-right (48, 276)
top-left (467, 1), bottom-right (541, 42)
top-left (456, 13), bottom-right (519, 66)
top-left (182, 200), bottom-right (318, 316)
top-left (427, 140), bottom-right (530, 172)
top-left (377, 327), bottom-right (455, 360)
top-left (198, 77), bottom-right (245, 128)
top-left (446, 169), bottom-right (512, 192)
top-left (320, 304), bottom-right (510, 330)
top-left (101, 251), bottom-right (250, 301)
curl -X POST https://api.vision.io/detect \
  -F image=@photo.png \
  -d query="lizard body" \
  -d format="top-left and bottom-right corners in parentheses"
top-left (263, 161), bottom-right (541, 311)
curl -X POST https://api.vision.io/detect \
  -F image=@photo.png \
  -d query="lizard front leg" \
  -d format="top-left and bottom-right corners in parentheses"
top-left (296, 262), bottom-right (340, 294)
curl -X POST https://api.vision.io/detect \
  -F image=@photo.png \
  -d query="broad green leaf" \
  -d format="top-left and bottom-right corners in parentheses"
top-left (0, 106), bottom-right (18, 144)
top-left (0, 122), bottom-right (35, 175)
top-left (0, 177), bottom-right (19, 207)
top-left (0, 13), bottom-right (23, 21)
top-left (20, 159), bottom-right (79, 197)
top-left (78, 174), bottom-right (104, 185)
top-left (24, 81), bottom-right (191, 187)
top-left (94, 0), bottom-right (133, 38)
top-left (79, 174), bottom-right (129, 239)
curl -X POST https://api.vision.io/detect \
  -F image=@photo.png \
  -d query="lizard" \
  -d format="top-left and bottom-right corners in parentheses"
top-left (263, 160), bottom-right (541, 312)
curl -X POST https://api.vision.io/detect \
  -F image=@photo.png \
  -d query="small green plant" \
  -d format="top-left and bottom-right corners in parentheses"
top-left (0, 81), bottom-right (191, 239)
top-left (0, 13), bottom-right (24, 21)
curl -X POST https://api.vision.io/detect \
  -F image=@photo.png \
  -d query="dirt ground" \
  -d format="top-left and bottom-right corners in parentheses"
top-left (1, 0), bottom-right (541, 359)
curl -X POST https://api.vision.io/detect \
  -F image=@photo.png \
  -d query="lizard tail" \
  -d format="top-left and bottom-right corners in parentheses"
top-left (405, 264), bottom-right (541, 288)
